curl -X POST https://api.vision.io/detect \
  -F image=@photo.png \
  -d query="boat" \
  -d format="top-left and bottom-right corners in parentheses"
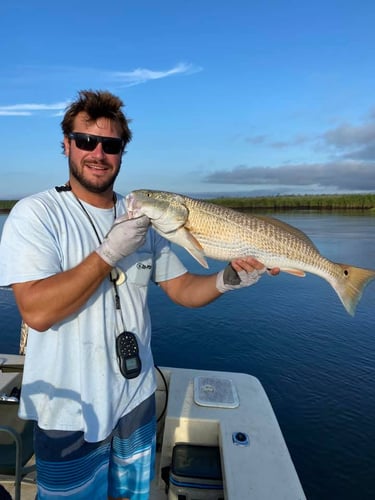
top-left (0, 353), bottom-right (306, 499)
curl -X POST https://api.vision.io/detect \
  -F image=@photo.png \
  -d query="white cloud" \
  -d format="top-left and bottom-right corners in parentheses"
top-left (111, 62), bottom-right (202, 86)
top-left (0, 111), bottom-right (31, 116)
top-left (0, 62), bottom-right (202, 116)
top-left (0, 101), bottom-right (69, 117)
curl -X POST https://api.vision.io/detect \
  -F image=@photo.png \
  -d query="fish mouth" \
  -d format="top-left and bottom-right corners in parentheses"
top-left (125, 192), bottom-right (136, 217)
top-left (125, 192), bottom-right (133, 208)
top-left (125, 191), bottom-right (166, 221)
top-left (125, 192), bottom-right (144, 218)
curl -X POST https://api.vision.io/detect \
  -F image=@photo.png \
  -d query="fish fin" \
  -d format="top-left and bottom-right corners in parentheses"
top-left (179, 229), bottom-right (209, 268)
top-left (282, 268), bottom-right (306, 277)
top-left (164, 226), bottom-right (209, 269)
top-left (332, 264), bottom-right (375, 316)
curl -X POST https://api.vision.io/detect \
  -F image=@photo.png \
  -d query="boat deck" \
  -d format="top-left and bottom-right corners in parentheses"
top-left (1, 354), bottom-right (306, 499)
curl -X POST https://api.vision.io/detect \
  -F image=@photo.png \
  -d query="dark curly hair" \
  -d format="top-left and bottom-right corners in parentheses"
top-left (61, 90), bottom-right (132, 154)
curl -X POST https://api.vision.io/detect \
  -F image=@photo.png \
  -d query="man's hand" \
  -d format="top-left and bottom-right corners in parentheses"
top-left (96, 214), bottom-right (150, 267)
top-left (216, 256), bottom-right (279, 293)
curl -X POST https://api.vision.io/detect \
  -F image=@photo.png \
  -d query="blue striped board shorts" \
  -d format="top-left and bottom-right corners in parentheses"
top-left (34, 394), bottom-right (156, 499)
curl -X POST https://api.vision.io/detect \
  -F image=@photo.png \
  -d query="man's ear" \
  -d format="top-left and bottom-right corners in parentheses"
top-left (63, 136), bottom-right (70, 157)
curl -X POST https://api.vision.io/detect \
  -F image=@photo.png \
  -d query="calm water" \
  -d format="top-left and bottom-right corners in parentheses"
top-left (1, 211), bottom-right (375, 499)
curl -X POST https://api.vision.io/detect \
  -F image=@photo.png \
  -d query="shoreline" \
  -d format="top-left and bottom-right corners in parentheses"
top-left (1, 193), bottom-right (375, 213)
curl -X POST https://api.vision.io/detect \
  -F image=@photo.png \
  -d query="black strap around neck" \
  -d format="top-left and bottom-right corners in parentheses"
top-left (55, 183), bottom-right (72, 192)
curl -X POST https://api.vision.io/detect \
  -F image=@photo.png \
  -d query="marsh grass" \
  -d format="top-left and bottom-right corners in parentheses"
top-left (1, 193), bottom-right (375, 213)
top-left (209, 193), bottom-right (375, 211)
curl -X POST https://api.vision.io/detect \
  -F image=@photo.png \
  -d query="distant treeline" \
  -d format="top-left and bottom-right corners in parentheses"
top-left (0, 200), bottom-right (18, 212)
top-left (209, 193), bottom-right (375, 211)
top-left (1, 194), bottom-right (375, 213)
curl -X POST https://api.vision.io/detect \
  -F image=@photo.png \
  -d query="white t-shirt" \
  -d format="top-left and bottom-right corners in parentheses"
top-left (0, 188), bottom-right (187, 442)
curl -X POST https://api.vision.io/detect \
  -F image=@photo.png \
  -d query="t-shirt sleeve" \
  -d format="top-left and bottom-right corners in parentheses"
top-left (0, 198), bottom-right (62, 286)
top-left (151, 230), bottom-right (187, 283)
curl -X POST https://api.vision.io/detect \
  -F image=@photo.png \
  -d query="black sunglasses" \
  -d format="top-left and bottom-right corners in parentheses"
top-left (68, 132), bottom-right (124, 155)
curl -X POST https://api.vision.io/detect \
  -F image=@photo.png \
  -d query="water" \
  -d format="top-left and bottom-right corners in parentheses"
top-left (1, 211), bottom-right (375, 499)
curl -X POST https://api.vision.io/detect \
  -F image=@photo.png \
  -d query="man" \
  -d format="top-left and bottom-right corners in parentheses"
top-left (0, 90), bottom-right (278, 499)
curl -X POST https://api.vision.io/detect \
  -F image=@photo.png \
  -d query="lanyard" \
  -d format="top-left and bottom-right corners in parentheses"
top-left (55, 184), bottom-right (142, 379)
top-left (56, 184), bottom-right (127, 334)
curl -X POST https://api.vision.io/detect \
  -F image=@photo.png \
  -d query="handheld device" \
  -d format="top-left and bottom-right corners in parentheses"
top-left (116, 332), bottom-right (142, 379)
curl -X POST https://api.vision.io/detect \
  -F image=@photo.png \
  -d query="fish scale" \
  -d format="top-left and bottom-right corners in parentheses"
top-left (126, 189), bottom-right (375, 316)
top-left (185, 197), bottom-right (326, 270)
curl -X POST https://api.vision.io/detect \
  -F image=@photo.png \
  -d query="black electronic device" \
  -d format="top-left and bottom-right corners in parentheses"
top-left (116, 331), bottom-right (142, 379)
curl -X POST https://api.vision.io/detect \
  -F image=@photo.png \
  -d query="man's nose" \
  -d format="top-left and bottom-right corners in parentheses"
top-left (91, 142), bottom-right (106, 158)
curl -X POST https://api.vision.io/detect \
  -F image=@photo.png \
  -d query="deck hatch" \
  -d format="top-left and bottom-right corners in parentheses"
top-left (193, 376), bottom-right (239, 408)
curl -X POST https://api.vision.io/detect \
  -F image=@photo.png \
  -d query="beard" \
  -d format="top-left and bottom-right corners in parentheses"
top-left (69, 156), bottom-right (121, 194)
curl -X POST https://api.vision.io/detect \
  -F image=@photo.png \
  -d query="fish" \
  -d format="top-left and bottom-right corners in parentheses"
top-left (125, 189), bottom-right (375, 316)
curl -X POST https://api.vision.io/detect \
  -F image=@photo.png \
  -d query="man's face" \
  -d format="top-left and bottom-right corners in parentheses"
top-left (64, 112), bottom-right (123, 194)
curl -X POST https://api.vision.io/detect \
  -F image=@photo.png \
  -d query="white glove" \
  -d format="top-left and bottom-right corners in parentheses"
top-left (216, 263), bottom-right (266, 293)
top-left (96, 214), bottom-right (150, 267)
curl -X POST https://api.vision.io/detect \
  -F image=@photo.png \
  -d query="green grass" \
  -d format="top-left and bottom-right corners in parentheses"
top-left (208, 193), bottom-right (375, 210)
top-left (1, 193), bottom-right (375, 212)
top-left (0, 200), bottom-right (18, 211)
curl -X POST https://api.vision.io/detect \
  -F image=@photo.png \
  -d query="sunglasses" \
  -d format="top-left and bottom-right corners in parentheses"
top-left (68, 132), bottom-right (124, 155)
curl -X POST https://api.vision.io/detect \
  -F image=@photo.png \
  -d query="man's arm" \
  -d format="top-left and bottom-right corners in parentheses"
top-left (159, 257), bottom-right (279, 307)
top-left (11, 214), bottom-right (150, 332)
top-left (12, 252), bottom-right (112, 332)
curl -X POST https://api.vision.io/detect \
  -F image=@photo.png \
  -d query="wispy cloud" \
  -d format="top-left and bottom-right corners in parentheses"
top-left (111, 62), bottom-right (202, 87)
top-left (245, 135), bottom-right (267, 145)
top-left (246, 133), bottom-right (312, 149)
top-left (0, 102), bottom-right (69, 116)
top-left (0, 111), bottom-right (31, 116)
top-left (0, 62), bottom-right (202, 116)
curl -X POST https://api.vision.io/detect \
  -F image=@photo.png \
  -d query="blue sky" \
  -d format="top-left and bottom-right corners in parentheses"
top-left (1, 0), bottom-right (375, 199)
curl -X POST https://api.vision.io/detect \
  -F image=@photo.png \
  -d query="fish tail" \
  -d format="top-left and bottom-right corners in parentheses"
top-left (333, 264), bottom-right (375, 316)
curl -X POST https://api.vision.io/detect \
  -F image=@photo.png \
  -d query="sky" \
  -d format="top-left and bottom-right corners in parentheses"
top-left (1, 0), bottom-right (375, 199)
